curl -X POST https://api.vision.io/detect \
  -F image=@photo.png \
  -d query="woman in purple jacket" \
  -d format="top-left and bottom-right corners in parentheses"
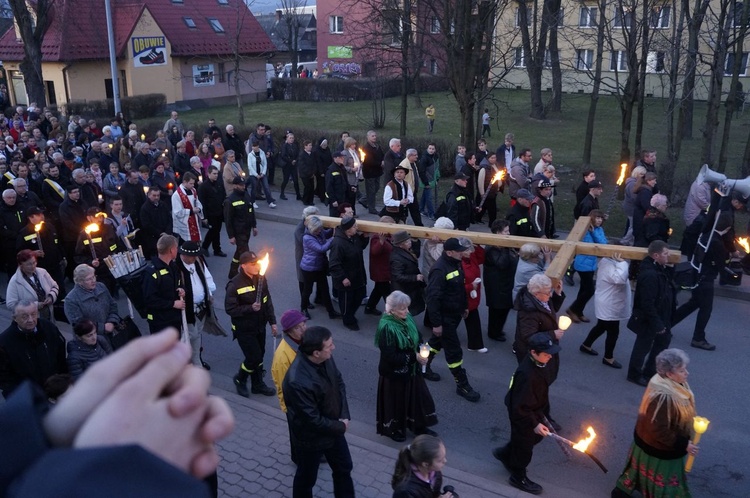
top-left (300, 216), bottom-right (340, 320)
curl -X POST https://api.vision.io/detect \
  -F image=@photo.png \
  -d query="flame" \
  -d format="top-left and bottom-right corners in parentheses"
top-left (358, 148), bottom-right (366, 162)
top-left (616, 163), bottom-right (627, 186)
top-left (143, 186), bottom-right (149, 194)
top-left (167, 183), bottom-right (174, 190)
top-left (140, 134), bottom-right (145, 141)
top-left (214, 154), bottom-right (219, 159)
top-left (84, 223), bottom-right (100, 235)
top-left (95, 212), bottom-right (107, 219)
top-left (572, 426), bottom-right (596, 452)
top-left (737, 237), bottom-right (750, 253)
top-left (491, 170), bottom-right (505, 184)
top-left (258, 253), bottom-right (270, 276)
top-left (34, 221), bottom-right (43, 232)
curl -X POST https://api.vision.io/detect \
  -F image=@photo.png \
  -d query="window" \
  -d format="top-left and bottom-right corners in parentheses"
top-left (579, 6), bottom-right (597, 27)
top-left (430, 16), bottom-right (440, 34)
top-left (614, 8), bottom-right (633, 28)
top-left (329, 15), bottom-right (344, 34)
top-left (382, 11), bottom-right (403, 45)
top-left (646, 51), bottom-right (666, 73)
top-left (208, 18), bottom-right (224, 33)
top-left (725, 52), bottom-right (749, 76)
top-left (515, 5), bottom-right (532, 27)
top-left (184, 17), bottom-right (196, 28)
top-left (430, 59), bottom-right (438, 75)
top-left (610, 50), bottom-right (628, 71)
top-left (576, 49), bottom-right (593, 70)
top-left (650, 6), bottom-right (670, 28)
top-left (554, 8), bottom-right (565, 27)
top-left (514, 47), bottom-right (526, 68)
top-left (218, 62), bottom-right (226, 83)
top-left (543, 49), bottom-right (560, 68)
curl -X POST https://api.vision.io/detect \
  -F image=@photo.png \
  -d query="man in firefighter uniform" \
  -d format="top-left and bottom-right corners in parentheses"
top-left (225, 251), bottom-right (277, 398)
top-left (224, 176), bottom-right (258, 279)
top-left (142, 234), bottom-right (184, 335)
top-left (423, 237), bottom-right (481, 402)
top-left (74, 207), bottom-right (123, 295)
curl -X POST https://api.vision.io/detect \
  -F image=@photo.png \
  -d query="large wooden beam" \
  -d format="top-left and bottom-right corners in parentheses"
top-left (317, 216), bottom-right (681, 264)
top-left (545, 216), bottom-right (593, 281)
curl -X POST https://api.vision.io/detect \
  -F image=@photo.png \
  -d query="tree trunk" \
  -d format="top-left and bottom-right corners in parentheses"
top-left (234, 58), bottom-right (244, 126)
top-left (548, 0), bottom-right (562, 114)
top-left (519, 0), bottom-right (549, 119)
top-left (634, 0), bottom-right (650, 157)
top-left (700, 0), bottom-right (731, 167)
top-left (679, 0), bottom-right (710, 139)
top-left (661, 1), bottom-right (686, 198)
top-left (582, 0), bottom-right (607, 167)
top-left (8, 0), bottom-right (50, 107)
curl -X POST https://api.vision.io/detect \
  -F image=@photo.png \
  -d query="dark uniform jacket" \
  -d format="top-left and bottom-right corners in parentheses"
top-left (445, 183), bottom-right (473, 231)
top-left (282, 354), bottom-right (350, 451)
top-left (0, 201), bottom-right (24, 256)
top-left (631, 256), bottom-right (676, 335)
top-left (224, 269), bottom-right (275, 335)
top-left (507, 202), bottom-right (536, 238)
top-left (426, 253), bottom-right (467, 328)
top-left (197, 178), bottom-right (225, 218)
top-left (0, 319), bottom-right (67, 398)
top-left (389, 246), bottom-right (426, 316)
top-left (328, 227), bottom-right (369, 290)
top-left (325, 162), bottom-right (347, 206)
top-left (120, 182), bottom-right (147, 227)
top-left (17, 223), bottom-right (64, 273)
top-left (505, 354), bottom-right (551, 432)
top-left (223, 190), bottom-right (256, 240)
top-left (74, 223), bottom-right (122, 266)
top-left (142, 257), bottom-right (182, 333)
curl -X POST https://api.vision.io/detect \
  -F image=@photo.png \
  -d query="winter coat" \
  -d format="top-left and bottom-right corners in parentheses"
top-left (64, 282), bottom-right (120, 333)
top-left (300, 229), bottom-right (334, 272)
top-left (390, 246), bottom-right (426, 316)
top-left (631, 257), bottom-right (676, 335)
top-left (594, 258), bottom-right (632, 321)
top-left (573, 227), bottom-right (608, 272)
top-left (512, 258), bottom-right (548, 301)
top-left (418, 152), bottom-right (439, 188)
top-left (369, 235), bottom-right (393, 283)
top-left (329, 227), bottom-right (369, 290)
top-left (622, 177), bottom-right (638, 217)
top-left (461, 246), bottom-right (485, 311)
top-left (5, 267), bottom-right (59, 311)
top-left (247, 149), bottom-right (268, 177)
top-left (513, 287), bottom-right (564, 382)
top-left (484, 246), bottom-right (518, 309)
top-left (66, 336), bottom-right (113, 379)
top-left (312, 139), bottom-right (334, 177)
top-left (361, 141), bottom-right (385, 179)
top-left (632, 185), bottom-right (654, 240)
top-left (445, 183), bottom-right (473, 231)
top-left (426, 253), bottom-right (467, 327)
top-left (197, 178), bottom-right (226, 218)
top-left (325, 162), bottom-right (348, 207)
top-left (58, 197), bottom-right (87, 242)
top-left (297, 150), bottom-right (316, 179)
top-left (392, 470), bottom-right (443, 498)
top-left (636, 208), bottom-right (670, 247)
top-left (294, 219), bottom-right (306, 282)
top-left (224, 269), bottom-right (276, 332)
top-left (0, 201), bottom-right (26, 254)
top-left (271, 336), bottom-right (299, 413)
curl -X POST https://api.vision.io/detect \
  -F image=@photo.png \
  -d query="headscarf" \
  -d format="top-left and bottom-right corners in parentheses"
top-left (374, 312), bottom-right (420, 352)
top-left (640, 373), bottom-right (696, 435)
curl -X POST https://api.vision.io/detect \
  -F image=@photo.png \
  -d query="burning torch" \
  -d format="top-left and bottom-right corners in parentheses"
top-left (606, 163), bottom-right (628, 216)
top-left (546, 426), bottom-right (608, 473)
top-left (34, 221), bottom-right (44, 254)
top-left (84, 223), bottom-right (100, 260)
top-left (736, 237), bottom-right (750, 254)
top-left (479, 170), bottom-right (506, 208)
top-left (255, 253), bottom-right (270, 305)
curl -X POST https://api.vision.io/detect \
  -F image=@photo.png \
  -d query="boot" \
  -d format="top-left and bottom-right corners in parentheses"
top-left (422, 352), bottom-right (441, 382)
top-left (233, 368), bottom-right (249, 398)
top-left (451, 367), bottom-right (480, 402)
top-left (250, 369), bottom-right (276, 396)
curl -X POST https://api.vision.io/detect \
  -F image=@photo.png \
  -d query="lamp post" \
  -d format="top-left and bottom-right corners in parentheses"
top-left (104, 0), bottom-right (121, 113)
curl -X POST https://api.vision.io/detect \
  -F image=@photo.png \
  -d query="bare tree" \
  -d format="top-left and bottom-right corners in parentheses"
top-left (582, 0), bottom-right (609, 167)
top-left (678, 0), bottom-right (711, 139)
top-left (7, 0), bottom-right (52, 106)
top-left (278, 0), bottom-right (308, 102)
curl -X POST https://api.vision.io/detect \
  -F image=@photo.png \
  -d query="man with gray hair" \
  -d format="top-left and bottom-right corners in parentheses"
top-left (382, 138), bottom-right (402, 187)
top-left (71, 168), bottom-right (97, 209)
top-left (12, 177), bottom-right (43, 217)
top-left (361, 130), bottom-right (385, 214)
top-left (0, 300), bottom-right (67, 398)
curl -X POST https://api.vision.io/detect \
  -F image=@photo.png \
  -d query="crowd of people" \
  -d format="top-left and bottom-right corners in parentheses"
top-left (0, 105), bottom-right (736, 497)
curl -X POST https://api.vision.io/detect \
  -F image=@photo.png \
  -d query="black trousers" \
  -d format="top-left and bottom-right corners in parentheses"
top-left (365, 281), bottom-right (390, 310)
top-left (671, 278), bottom-right (714, 342)
top-left (301, 269), bottom-right (334, 312)
top-left (501, 420), bottom-right (544, 478)
top-left (229, 235), bottom-right (249, 278)
top-left (569, 270), bottom-right (595, 316)
top-left (427, 313), bottom-right (464, 368)
top-left (339, 285), bottom-right (365, 326)
top-left (487, 307), bottom-right (511, 339)
top-left (464, 308), bottom-right (484, 350)
top-left (407, 201), bottom-right (423, 226)
top-left (292, 434), bottom-right (354, 498)
top-left (364, 177), bottom-right (380, 212)
top-left (477, 195), bottom-right (498, 225)
top-left (281, 163), bottom-right (300, 197)
top-left (315, 174), bottom-right (326, 203)
top-left (628, 329), bottom-right (672, 380)
top-left (301, 176), bottom-right (315, 205)
top-left (583, 319), bottom-right (621, 359)
top-left (202, 215), bottom-right (223, 252)
top-left (236, 329), bottom-right (266, 373)
top-left (267, 157), bottom-right (276, 185)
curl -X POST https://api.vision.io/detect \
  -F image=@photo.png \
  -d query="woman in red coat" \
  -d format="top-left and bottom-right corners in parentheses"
top-left (365, 216), bottom-right (396, 315)
top-left (459, 237), bottom-right (487, 352)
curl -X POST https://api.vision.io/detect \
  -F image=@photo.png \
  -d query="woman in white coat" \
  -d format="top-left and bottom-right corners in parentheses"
top-left (578, 253), bottom-right (631, 368)
top-left (6, 249), bottom-right (59, 320)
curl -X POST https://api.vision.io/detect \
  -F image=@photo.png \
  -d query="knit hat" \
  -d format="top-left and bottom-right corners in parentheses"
top-left (281, 309), bottom-right (308, 332)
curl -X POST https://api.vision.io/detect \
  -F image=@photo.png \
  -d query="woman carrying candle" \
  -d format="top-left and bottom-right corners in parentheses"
top-left (612, 348), bottom-right (698, 497)
top-left (375, 291), bottom-right (437, 443)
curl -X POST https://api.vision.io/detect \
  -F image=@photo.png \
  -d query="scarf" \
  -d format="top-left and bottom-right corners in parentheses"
top-left (44, 177), bottom-right (65, 199)
top-left (23, 271), bottom-right (47, 302)
top-left (374, 312), bottom-right (420, 352)
top-left (177, 185), bottom-right (201, 242)
top-left (640, 374), bottom-right (696, 435)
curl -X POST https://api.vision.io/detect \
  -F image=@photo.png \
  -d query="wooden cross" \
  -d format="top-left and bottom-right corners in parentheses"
top-left (318, 215), bottom-right (681, 280)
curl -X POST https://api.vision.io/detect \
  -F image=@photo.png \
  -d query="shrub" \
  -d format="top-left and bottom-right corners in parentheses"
top-left (269, 75), bottom-right (450, 103)
top-left (65, 94), bottom-right (166, 120)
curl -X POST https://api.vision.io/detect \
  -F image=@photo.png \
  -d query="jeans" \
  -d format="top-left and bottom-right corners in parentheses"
top-left (364, 177), bottom-right (380, 213)
top-left (671, 278), bottom-right (714, 342)
top-left (292, 435), bottom-right (354, 498)
top-left (251, 175), bottom-right (275, 204)
top-left (420, 186), bottom-right (435, 218)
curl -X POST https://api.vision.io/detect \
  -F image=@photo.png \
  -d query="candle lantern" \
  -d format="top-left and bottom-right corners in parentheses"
top-left (685, 416), bottom-right (710, 472)
top-left (419, 343), bottom-right (430, 373)
top-left (558, 315), bottom-right (572, 331)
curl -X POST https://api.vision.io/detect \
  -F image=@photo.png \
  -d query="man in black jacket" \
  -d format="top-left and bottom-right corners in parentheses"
top-left (283, 326), bottom-right (354, 498)
top-left (0, 300), bottom-right (67, 399)
top-left (325, 152), bottom-right (348, 217)
top-left (507, 188), bottom-right (537, 238)
top-left (139, 187), bottom-right (173, 259)
top-left (223, 177), bottom-right (258, 278)
top-left (17, 207), bottom-right (66, 295)
top-left (493, 333), bottom-right (560, 496)
top-left (423, 237), bottom-right (481, 402)
top-left (573, 179), bottom-right (602, 219)
top-left (59, 185), bottom-right (87, 280)
top-left (382, 138), bottom-right (402, 187)
top-left (445, 172), bottom-right (475, 231)
top-left (225, 251), bottom-right (276, 398)
top-left (328, 217), bottom-right (369, 331)
top-left (222, 124), bottom-right (245, 164)
top-left (361, 130), bottom-right (385, 214)
top-left (0, 189), bottom-right (24, 279)
top-left (198, 165), bottom-right (226, 257)
top-left (627, 240), bottom-right (676, 386)
top-left (120, 170), bottom-right (147, 228)
top-left (142, 235), bottom-right (184, 335)
top-left (297, 140), bottom-right (316, 206)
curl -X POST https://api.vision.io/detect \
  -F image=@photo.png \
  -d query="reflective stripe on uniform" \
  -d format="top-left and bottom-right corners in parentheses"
top-left (516, 218), bottom-right (528, 225)
top-left (147, 314), bottom-right (153, 320)
top-left (263, 295), bottom-right (268, 303)
top-left (83, 237), bottom-right (103, 245)
top-left (456, 196), bottom-right (465, 201)
top-left (332, 172), bottom-right (340, 176)
top-left (109, 244), bottom-right (118, 251)
top-left (237, 286), bottom-right (255, 294)
top-left (445, 270), bottom-right (459, 280)
top-left (232, 200), bottom-right (245, 206)
top-left (24, 234), bottom-right (37, 241)
top-left (159, 269), bottom-right (169, 275)
top-left (447, 359), bottom-right (463, 369)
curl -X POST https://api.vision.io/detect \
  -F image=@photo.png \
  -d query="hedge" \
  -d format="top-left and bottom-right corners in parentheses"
top-left (65, 94), bottom-right (167, 120)
top-left (270, 76), bottom-right (451, 102)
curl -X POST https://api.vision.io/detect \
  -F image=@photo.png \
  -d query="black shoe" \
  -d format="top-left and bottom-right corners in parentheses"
top-left (564, 273), bottom-right (575, 286)
top-left (691, 340), bottom-right (716, 351)
top-left (389, 430), bottom-right (406, 442)
top-left (364, 307), bottom-right (382, 316)
top-left (488, 332), bottom-right (507, 342)
top-left (344, 322), bottom-right (360, 331)
top-left (296, 195), bottom-right (302, 201)
top-left (602, 358), bottom-right (623, 369)
top-left (202, 248), bottom-right (210, 257)
top-left (307, 303), bottom-right (316, 310)
top-left (280, 194), bottom-right (288, 200)
top-left (579, 344), bottom-right (599, 356)
top-left (423, 367), bottom-right (441, 382)
top-left (301, 308), bottom-right (312, 319)
top-left (328, 310), bottom-right (342, 319)
top-left (492, 447), bottom-right (512, 473)
top-left (251, 378), bottom-right (276, 396)
top-left (233, 375), bottom-right (249, 398)
top-left (214, 250), bottom-right (227, 257)
top-left (456, 383), bottom-right (481, 402)
top-left (509, 475), bottom-right (543, 495)
top-left (627, 375), bottom-right (649, 387)
top-left (414, 427), bottom-right (438, 437)
top-left (368, 209), bottom-right (378, 215)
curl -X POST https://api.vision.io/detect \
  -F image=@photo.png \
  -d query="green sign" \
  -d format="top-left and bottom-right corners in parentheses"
top-left (327, 46), bottom-right (353, 59)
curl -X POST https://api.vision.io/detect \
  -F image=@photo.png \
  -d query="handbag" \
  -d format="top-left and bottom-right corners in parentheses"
top-left (109, 315), bottom-right (142, 350)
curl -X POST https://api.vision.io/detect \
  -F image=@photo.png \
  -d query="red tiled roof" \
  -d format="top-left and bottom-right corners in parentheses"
top-left (0, 0), bottom-right (274, 62)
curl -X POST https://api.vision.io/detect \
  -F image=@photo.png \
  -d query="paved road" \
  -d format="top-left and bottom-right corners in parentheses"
top-left (2, 192), bottom-right (749, 497)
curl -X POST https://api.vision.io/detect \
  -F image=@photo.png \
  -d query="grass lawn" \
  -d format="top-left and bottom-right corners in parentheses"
top-left (138, 89), bottom-right (750, 238)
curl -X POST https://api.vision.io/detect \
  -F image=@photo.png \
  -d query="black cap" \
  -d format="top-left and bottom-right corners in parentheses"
top-left (26, 206), bottom-right (44, 217)
top-left (528, 332), bottom-right (561, 354)
top-left (393, 165), bottom-right (410, 174)
top-left (444, 237), bottom-right (471, 252)
top-left (537, 179), bottom-right (553, 189)
top-left (588, 180), bottom-right (603, 189)
top-left (454, 171), bottom-right (469, 180)
top-left (179, 241), bottom-right (203, 255)
top-left (231, 176), bottom-right (245, 185)
top-left (332, 151), bottom-right (346, 158)
top-left (239, 251), bottom-right (258, 264)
